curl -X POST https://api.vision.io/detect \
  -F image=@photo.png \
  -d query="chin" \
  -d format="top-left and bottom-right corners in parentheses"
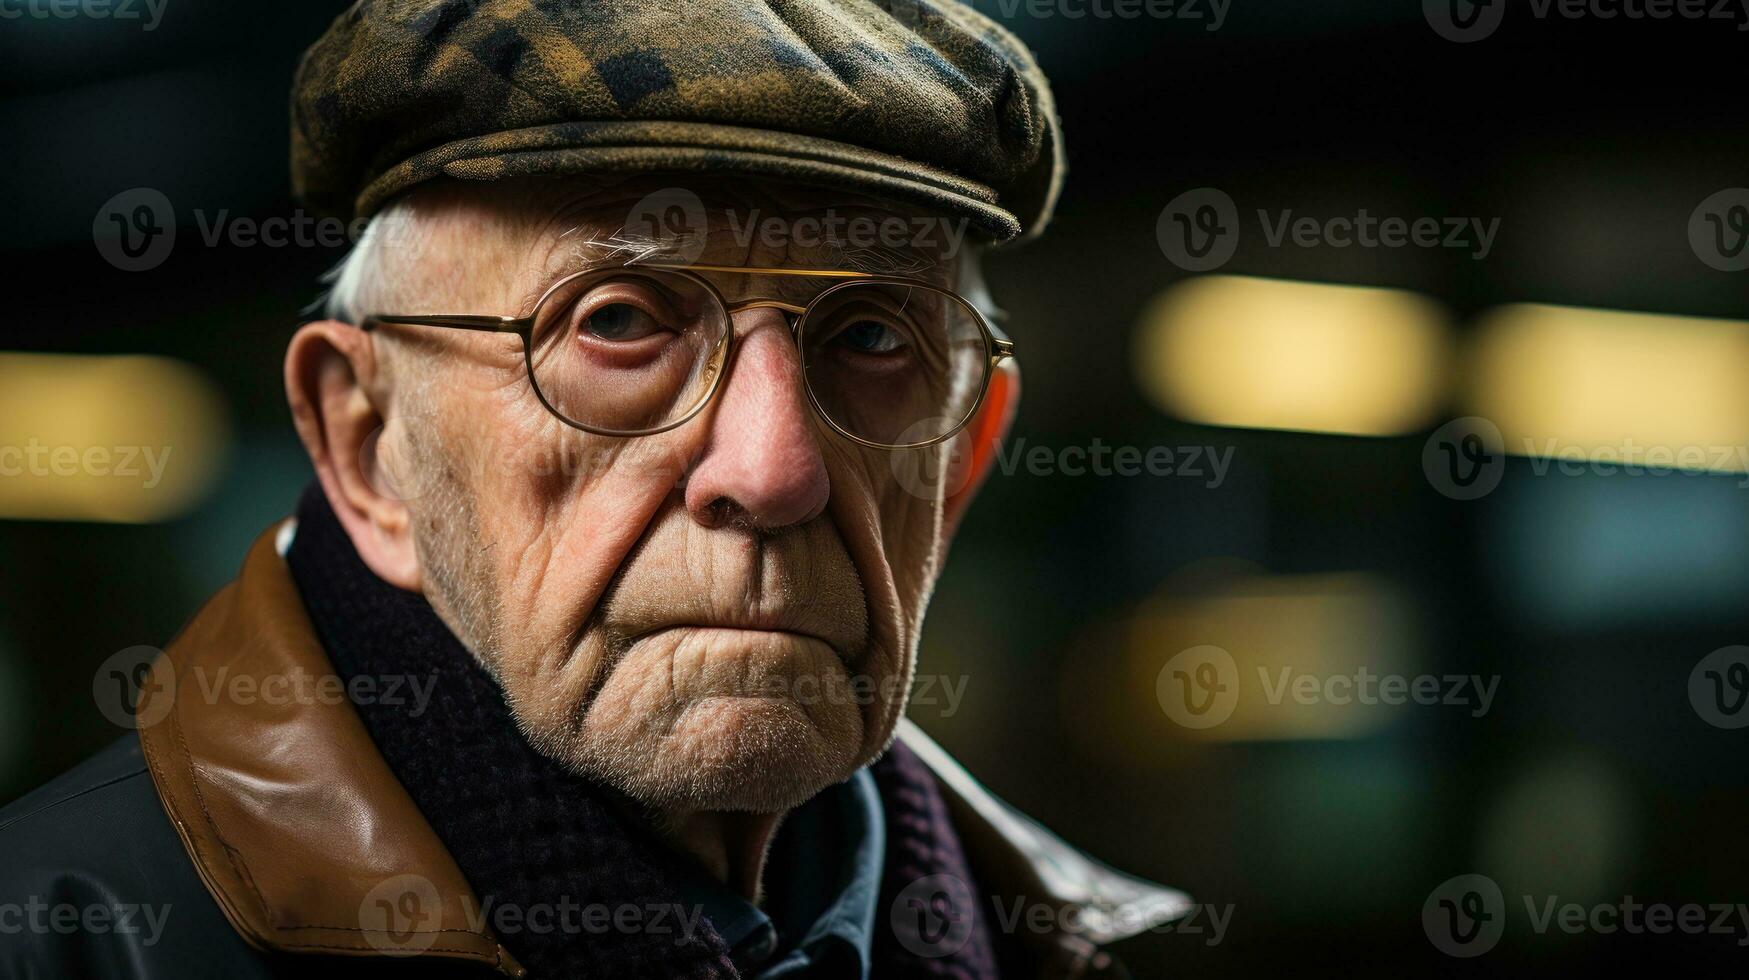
top-left (666, 695), bottom-right (866, 810)
top-left (510, 626), bottom-right (889, 811)
top-left (547, 691), bottom-right (865, 813)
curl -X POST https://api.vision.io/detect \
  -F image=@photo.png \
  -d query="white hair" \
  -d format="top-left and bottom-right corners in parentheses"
top-left (317, 198), bottom-right (428, 325)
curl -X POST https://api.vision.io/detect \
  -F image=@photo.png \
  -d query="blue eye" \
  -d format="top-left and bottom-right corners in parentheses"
top-left (835, 319), bottom-right (906, 354)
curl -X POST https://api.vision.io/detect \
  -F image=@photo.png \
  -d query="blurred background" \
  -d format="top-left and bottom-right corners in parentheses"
top-left (2, 1), bottom-right (1747, 975)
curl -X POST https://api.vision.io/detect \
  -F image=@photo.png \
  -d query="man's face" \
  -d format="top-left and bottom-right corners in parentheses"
top-left (372, 179), bottom-right (973, 813)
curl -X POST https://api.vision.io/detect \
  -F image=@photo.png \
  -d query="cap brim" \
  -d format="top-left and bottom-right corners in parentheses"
top-left (354, 120), bottom-right (1023, 243)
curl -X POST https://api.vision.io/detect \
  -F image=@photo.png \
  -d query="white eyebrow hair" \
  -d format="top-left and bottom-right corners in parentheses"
top-left (561, 225), bottom-right (939, 279)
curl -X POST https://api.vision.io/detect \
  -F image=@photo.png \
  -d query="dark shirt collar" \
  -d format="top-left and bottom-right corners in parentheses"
top-left (669, 768), bottom-right (885, 979)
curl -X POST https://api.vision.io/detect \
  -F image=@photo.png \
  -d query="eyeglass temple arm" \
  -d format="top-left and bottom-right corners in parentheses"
top-left (361, 314), bottom-right (526, 334)
top-left (642, 262), bottom-right (872, 280)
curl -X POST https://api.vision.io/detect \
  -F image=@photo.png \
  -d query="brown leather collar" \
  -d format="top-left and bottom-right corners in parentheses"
top-left (138, 523), bottom-right (1189, 977)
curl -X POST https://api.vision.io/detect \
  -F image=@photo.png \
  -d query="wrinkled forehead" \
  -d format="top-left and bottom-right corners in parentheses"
top-left (394, 176), bottom-right (966, 310)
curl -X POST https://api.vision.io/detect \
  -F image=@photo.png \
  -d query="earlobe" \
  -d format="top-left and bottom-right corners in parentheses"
top-left (942, 359), bottom-right (1019, 536)
top-left (284, 320), bottom-right (424, 591)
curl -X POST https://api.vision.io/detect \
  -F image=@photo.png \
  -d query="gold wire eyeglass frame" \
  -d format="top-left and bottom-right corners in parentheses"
top-left (359, 262), bottom-right (1017, 450)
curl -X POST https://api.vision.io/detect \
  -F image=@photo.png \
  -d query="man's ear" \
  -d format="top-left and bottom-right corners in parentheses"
top-left (284, 320), bottom-right (423, 591)
top-left (942, 359), bottom-right (1019, 537)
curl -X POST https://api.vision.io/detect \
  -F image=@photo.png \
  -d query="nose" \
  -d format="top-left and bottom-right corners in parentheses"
top-left (682, 310), bottom-right (830, 530)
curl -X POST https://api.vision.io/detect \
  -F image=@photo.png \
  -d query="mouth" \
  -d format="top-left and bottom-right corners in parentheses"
top-left (630, 621), bottom-right (850, 660)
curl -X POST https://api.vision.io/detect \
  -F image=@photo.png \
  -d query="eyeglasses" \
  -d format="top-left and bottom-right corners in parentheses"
top-left (360, 263), bottom-right (1014, 450)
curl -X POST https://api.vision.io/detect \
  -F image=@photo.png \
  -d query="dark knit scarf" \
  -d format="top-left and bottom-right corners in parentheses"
top-left (285, 484), bottom-right (1002, 979)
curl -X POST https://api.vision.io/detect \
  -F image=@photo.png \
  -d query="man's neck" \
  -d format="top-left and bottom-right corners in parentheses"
top-left (645, 807), bottom-right (788, 903)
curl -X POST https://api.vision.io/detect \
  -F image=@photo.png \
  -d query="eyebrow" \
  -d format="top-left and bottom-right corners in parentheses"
top-left (515, 223), bottom-right (952, 306)
top-left (572, 227), bottom-right (943, 275)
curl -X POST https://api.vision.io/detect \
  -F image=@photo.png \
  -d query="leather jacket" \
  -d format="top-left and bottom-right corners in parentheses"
top-left (0, 525), bottom-right (1189, 978)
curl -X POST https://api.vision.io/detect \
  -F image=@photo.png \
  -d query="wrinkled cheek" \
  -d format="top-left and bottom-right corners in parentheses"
top-left (819, 444), bottom-right (943, 754)
top-left (572, 651), bottom-right (683, 746)
top-left (489, 436), bottom-right (695, 689)
top-left (878, 490), bottom-right (944, 627)
top-left (502, 644), bottom-right (604, 743)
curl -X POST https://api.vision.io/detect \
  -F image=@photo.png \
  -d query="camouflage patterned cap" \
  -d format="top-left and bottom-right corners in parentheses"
top-left (291, 0), bottom-right (1065, 243)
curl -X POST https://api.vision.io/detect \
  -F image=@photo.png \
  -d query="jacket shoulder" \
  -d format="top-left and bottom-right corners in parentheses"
top-left (0, 737), bottom-right (263, 979)
top-left (0, 735), bottom-right (152, 834)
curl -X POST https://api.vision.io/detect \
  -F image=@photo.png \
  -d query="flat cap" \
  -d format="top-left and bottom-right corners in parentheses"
top-left (292, 0), bottom-right (1065, 243)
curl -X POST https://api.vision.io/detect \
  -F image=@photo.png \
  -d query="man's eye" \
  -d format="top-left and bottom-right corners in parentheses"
top-left (582, 303), bottom-right (665, 342)
top-left (834, 319), bottom-right (908, 354)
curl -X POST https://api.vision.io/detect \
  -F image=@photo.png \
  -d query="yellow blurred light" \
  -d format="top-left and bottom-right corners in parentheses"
top-left (1129, 571), bottom-right (1418, 742)
top-left (0, 353), bottom-right (229, 522)
top-left (1468, 305), bottom-right (1749, 471)
top-left (1134, 276), bottom-right (1452, 436)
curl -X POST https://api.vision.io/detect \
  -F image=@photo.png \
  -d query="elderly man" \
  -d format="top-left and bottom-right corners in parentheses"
top-left (0, 1), bottom-right (1185, 977)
